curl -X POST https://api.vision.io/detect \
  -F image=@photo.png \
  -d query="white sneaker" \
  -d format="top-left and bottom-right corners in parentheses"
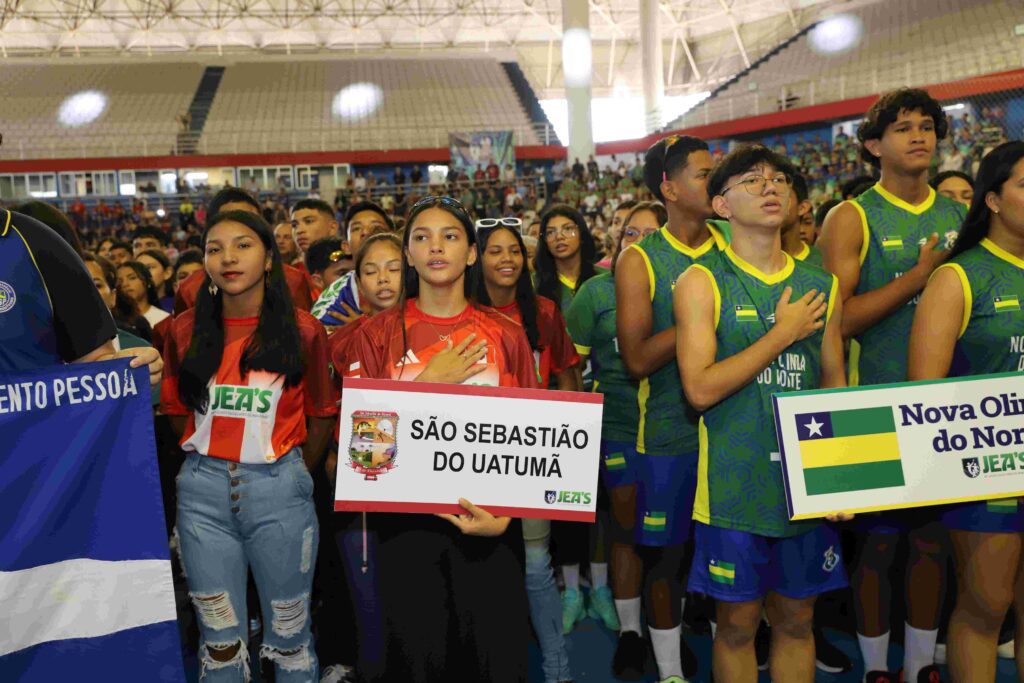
top-left (998, 638), bottom-right (1015, 659)
top-left (934, 641), bottom-right (946, 665)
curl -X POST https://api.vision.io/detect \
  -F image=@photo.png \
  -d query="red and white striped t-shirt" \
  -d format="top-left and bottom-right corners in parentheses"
top-left (161, 309), bottom-right (338, 463)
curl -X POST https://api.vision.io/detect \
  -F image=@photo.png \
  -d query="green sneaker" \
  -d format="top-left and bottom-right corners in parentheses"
top-left (561, 588), bottom-right (586, 634)
top-left (586, 585), bottom-right (620, 631)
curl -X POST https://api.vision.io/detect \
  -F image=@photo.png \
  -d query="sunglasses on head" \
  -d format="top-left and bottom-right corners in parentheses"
top-left (474, 217), bottom-right (523, 233)
top-left (328, 249), bottom-right (352, 263)
top-left (411, 196), bottom-right (467, 214)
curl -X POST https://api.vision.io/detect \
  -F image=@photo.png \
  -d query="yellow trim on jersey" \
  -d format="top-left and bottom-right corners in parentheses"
top-left (848, 340), bottom-right (861, 387)
top-left (849, 200), bottom-right (870, 266)
top-left (981, 237), bottom-right (1024, 270)
top-left (825, 274), bottom-right (840, 325)
top-left (11, 224), bottom-right (54, 316)
top-left (687, 264), bottom-right (721, 329)
top-left (692, 417), bottom-right (711, 524)
top-left (558, 273), bottom-right (577, 291)
top-left (933, 263), bottom-right (972, 339)
top-left (707, 222), bottom-right (729, 250)
top-left (636, 378), bottom-right (650, 454)
top-left (793, 242), bottom-right (811, 262)
top-left (1, 209), bottom-right (11, 237)
top-left (573, 343), bottom-right (592, 356)
top-left (631, 244), bottom-right (657, 302)
top-left (873, 182), bottom-right (936, 215)
top-left (660, 226), bottom-right (716, 258)
top-left (724, 246), bottom-right (794, 285)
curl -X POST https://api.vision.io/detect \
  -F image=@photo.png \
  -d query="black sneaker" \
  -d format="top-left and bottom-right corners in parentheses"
top-left (680, 633), bottom-right (698, 679)
top-left (865, 671), bottom-right (896, 683)
top-left (612, 631), bottom-right (646, 681)
top-left (814, 627), bottom-right (852, 673)
top-left (915, 664), bottom-right (942, 683)
top-left (755, 620), bottom-right (770, 671)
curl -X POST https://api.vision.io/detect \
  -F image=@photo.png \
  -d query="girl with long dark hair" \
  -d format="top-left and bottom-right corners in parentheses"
top-left (83, 252), bottom-right (154, 342)
top-left (534, 204), bottom-right (601, 312)
top-left (117, 260), bottom-right (170, 329)
top-left (160, 210), bottom-right (337, 682)
top-left (908, 141), bottom-right (1024, 680)
top-left (344, 196), bottom-right (536, 683)
top-left (470, 217), bottom-right (581, 683)
top-left (136, 247), bottom-right (175, 312)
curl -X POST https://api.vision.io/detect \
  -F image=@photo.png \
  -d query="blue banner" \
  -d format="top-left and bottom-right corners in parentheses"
top-left (0, 359), bottom-right (184, 681)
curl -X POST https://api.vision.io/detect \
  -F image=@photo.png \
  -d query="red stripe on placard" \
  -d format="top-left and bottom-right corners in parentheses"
top-left (333, 500), bottom-right (596, 522)
top-left (340, 377), bottom-right (605, 404)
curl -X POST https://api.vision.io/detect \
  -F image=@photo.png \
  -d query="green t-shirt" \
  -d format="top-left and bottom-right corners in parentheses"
top-left (565, 272), bottom-right (640, 443)
top-left (941, 238), bottom-right (1024, 376)
top-left (850, 184), bottom-right (966, 385)
top-left (630, 227), bottom-right (721, 455)
top-left (794, 242), bottom-right (824, 268)
top-left (692, 248), bottom-right (838, 537)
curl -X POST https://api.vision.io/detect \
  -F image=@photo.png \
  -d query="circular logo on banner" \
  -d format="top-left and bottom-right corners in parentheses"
top-left (0, 281), bottom-right (16, 313)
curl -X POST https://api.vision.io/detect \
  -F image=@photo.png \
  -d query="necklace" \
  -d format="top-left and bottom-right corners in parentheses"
top-left (427, 321), bottom-right (453, 343)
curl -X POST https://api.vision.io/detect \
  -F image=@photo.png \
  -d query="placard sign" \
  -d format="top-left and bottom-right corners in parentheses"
top-left (774, 372), bottom-right (1024, 520)
top-left (335, 378), bottom-right (604, 522)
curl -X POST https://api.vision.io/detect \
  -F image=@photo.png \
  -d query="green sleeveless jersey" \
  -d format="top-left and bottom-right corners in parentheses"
top-left (630, 226), bottom-right (722, 455)
top-left (939, 238), bottom-right (1024, 376)
top-left (794, 242), bottom-right (824, 268)
top-left (692, 247), bottom-right (838, 537)
top-left (850, 184), bottom-right (965, 385)
top-left (566, 273), bottom-right (640, 443)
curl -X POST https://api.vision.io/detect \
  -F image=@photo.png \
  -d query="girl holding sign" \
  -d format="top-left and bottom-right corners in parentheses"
top-left (471, 218), bottom-right (581, 683)
top-left (161, 210), bottom-right (338, 682)
top-left (345, 196), bottom-right (538, 683)
top-left (908, 141), bottom-right (1024, 681)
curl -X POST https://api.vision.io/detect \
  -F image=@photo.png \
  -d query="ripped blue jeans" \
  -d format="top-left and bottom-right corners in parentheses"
top-left (176, 449), bottom-right (319, 682)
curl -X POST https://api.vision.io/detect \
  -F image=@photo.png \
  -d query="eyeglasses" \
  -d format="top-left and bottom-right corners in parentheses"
top-left (544, 225), bottom-right (579, 240)
top-left (721, 173), bottom-right (792, 196)
top-left (475, 217), bottom-right (523, 232)
top-left (623, 226), bottom-right (658, 240)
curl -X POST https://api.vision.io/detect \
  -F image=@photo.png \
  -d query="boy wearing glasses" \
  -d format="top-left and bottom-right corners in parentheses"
top-left (612, 135), bottom-right (719, 682)
top-left (818, 89), bottom-right (967, 683)
top-left (674, 144), bottom-right (848, 683)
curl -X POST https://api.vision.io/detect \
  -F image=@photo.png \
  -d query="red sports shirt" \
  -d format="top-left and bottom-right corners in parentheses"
top-left (495, 295), bottom-right (579, 388)
top-left (327, 315), bottom-right (368, 393)
top-left (345, 299), bottom-right (539, 389)
top-left (161, 309), bottom-right (338, 463)
top-left (174, 264), bottom-right (315, 315)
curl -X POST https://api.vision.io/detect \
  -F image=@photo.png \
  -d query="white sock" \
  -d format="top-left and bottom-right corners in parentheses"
top-left (649, 625), bottom-right (683, 680)
top-left (709, 619), bottom-right (716, 640)
top-left (680, 596), bottom-right (687, 621)
top-left (590, 562), bottom-right (608, 589)
top-left (562, 564), bottom-right (580, 592)
top-left (904, 623), bottom-right (938, 680)
top-left (615, 597), bottom-right (642, 635)
top-left (857, 631), bottom-right (890, 676)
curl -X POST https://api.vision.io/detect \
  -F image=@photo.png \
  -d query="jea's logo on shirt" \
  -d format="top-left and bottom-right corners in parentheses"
top-left (0, 281), bottom-right (16, 314)
top-left (962, 457), bottom-right (981, 479)
top-left (348, 410), bottom-right (399, 481)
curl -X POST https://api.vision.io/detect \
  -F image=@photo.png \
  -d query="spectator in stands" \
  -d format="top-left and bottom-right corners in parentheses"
top-left (486, 160), bottom-right (501, 182)
top-left (474, 165), bottom-right (487, 185)
top-left (610, 199), bottom-right (638, 245)
top-left (172, 249), bottom-right (203, 293)
top-left (393, 166), bottom-right (406, 186)
top-left (305, 236), bottom-right (352, 293)
top-left (587, 155), bottom-right (599, 178)
top-left (930, 170), bottom-right (974, 207)
top-left (179, 196), bottom-right (195, 229)
top-left (503, 163), bottom-right (516, 184)
top-left (572, 158), bottom-right (585, 180)
top-left (291, 199), bottom-right (340, 261)
top-left (136, 248), bottom-right (175, 313)
top-left (97, 237), bottom-right (114, 260)
top-left (108, 240), bottom-right (133, 266)
top-left (132, 225), bottom-right (168, 256)
top-left (410, 165), bottom-right (423, 186)
top-left (353, 172), bottom-right (367, 192)
top-left (274, 221), bottom-right (300, 265)
top-left (939, 143), bottom-right (968, 174)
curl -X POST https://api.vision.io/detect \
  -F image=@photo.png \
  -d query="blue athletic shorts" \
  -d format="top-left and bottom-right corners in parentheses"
top-left (941, 499), bottom-right (1024, 533)
top-left (688, 522), bottom-right (849, 602)
top-left (851, 507), bottom-right (939, 536)
top-left (634, 450), bottom-right (697, 547)
top-left (599, 439), bottom-right (638, 490)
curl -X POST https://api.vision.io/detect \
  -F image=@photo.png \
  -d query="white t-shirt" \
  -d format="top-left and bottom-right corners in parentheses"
top-left (142, 305), bottom-right (170, 328)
